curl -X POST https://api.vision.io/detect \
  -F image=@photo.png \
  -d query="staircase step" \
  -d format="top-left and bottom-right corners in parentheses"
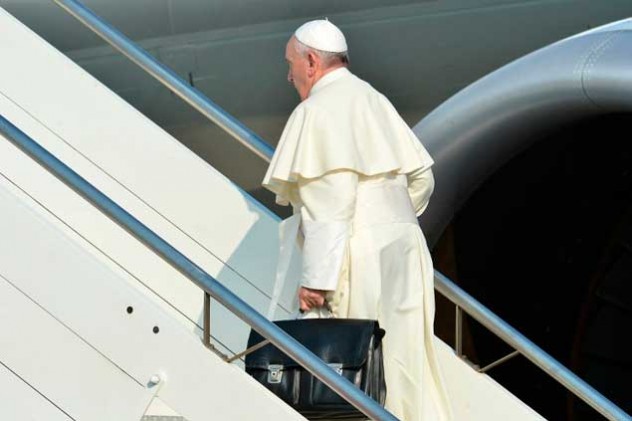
top-left (142, 417), bottom-right (187, 421)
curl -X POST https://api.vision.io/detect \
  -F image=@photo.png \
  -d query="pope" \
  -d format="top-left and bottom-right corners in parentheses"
top-left (263, 19), bottom-right (452, 421)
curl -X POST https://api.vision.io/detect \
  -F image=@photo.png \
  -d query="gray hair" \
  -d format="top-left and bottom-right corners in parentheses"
top-left (294, 38), bottom-right (349, 66)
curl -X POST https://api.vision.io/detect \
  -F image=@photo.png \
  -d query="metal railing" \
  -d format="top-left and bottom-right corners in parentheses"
top-left (434, 272), bottom-right (631, 421)
top-left (0, 115), bottom-right (397, 421)
top-left (53, 0), bottom-right (274, 163)
top-left (38, 2), bottom-right (631, 419)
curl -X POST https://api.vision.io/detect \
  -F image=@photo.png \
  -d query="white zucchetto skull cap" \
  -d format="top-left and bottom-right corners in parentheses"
top-left (294, 19), bottom-right (347, 53)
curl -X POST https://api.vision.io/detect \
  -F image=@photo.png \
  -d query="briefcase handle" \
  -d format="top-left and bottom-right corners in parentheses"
top-left (227, 301), bottom-right (334, 363)
top-left (298, 300), bottom-right (334, 319)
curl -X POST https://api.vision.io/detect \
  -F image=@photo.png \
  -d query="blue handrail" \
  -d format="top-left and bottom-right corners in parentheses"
top-left (53, 0), bottom-right (274, 163)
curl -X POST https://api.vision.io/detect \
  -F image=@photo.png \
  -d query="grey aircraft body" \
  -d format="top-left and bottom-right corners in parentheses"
top-left (2, 0), bottom-right (631, 210)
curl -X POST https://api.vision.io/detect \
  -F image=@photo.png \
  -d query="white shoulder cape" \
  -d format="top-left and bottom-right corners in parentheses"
top-left (262, 68), bottom-right (433, 205)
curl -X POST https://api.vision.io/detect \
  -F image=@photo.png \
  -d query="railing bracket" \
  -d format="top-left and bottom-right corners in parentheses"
top-left (477, 350), bottom-right (521, 373)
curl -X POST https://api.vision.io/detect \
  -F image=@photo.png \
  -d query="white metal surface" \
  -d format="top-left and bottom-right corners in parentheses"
top-left (0, 363), bottom-right (73, 421)
top-left (0, 5), bottom-right (295, 358)
top-left (436, 341), bottom-right (545, 420)
top-left (0, 267), bottom-right (153, 421)
top-left (0, 165), bottom-right (304, 421)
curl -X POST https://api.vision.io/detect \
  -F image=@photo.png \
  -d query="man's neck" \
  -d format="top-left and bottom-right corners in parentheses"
top-left (307, 64), bottom-right (348, 97)
top-left (314, 64), bottom-right (347, 84)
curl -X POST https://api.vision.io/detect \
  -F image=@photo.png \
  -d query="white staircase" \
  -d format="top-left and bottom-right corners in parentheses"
top-left (0, 6), bottom-right (543, 420)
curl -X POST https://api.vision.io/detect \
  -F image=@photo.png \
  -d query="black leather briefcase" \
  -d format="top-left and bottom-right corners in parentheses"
top-left (245, 319), bottom-right (386, 420)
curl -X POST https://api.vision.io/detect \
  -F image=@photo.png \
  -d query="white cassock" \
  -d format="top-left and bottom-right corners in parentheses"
top-left (263, 67), bottom-right (452, 421)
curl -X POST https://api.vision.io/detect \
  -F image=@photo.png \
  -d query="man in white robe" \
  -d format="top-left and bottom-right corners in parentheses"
top-left (262, 20), bottom-right (452, 421)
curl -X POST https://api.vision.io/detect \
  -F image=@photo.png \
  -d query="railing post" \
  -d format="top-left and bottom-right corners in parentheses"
top-left (455, 305), bottom-right (463, 357)
top-left (203, 291), bottom-right (211, 349)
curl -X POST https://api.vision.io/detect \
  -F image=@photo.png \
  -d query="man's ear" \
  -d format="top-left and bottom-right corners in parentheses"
top-left (307, 51), bottom-right (319, 73)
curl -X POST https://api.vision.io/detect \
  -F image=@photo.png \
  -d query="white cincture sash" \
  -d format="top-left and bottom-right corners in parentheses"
top-left (353, 183), bottom-right (417, 231)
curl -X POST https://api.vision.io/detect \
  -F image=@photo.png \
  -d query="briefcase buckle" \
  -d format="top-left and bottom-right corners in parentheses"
top-left (268, 364), bottom-right (284, 384)
top-left (328, 363), bottom-right (343, 375)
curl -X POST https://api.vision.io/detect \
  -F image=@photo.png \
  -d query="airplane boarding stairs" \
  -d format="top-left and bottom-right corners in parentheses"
top-left (0, 5), bottom-right (623, 421)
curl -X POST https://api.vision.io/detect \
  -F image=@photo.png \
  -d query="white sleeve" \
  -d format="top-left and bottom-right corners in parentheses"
top-left (297, 170), bottom-right (358, 291)
top-left (407, 167), bottom-right (435, 216)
